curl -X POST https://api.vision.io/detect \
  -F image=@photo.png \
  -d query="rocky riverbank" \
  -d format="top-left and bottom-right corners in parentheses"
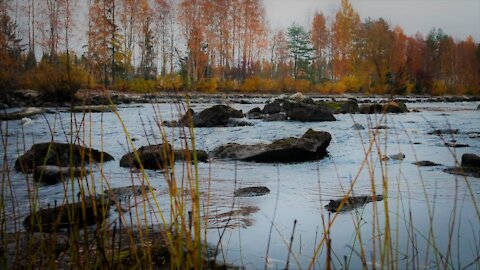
top-left (2, 89), bottom-right (480, 109)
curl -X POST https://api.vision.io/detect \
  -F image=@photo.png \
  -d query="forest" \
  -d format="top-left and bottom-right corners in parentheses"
top-left (1, 0), bottom-right (479, 98)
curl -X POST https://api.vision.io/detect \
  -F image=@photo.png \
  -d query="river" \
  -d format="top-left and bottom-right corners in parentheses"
top-left (1, 97), bottom-right (479, 269)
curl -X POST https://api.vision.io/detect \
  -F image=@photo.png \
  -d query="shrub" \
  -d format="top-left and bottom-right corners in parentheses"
top-left (157, 74), bottom-right (183, 91)
top-left (217, 79), bottom-right (237, 92)
top-left (127, 78), bottom-right (156, 93)
top-left (294, 79), bottom-right (311, 92)
top-left (21, 54), bottom-right (90, 100)
top-left (195, 78), bottom-right (218, 93)
top-left (341, 75), bottom-right (362, 92)
top-left (430, 80), bottom-right (448, 96)
top-left (240, 76), bottom-right (259, 92)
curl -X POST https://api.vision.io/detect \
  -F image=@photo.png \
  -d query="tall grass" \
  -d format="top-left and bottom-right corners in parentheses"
top-left (0, 95), bottom-right (479, 269)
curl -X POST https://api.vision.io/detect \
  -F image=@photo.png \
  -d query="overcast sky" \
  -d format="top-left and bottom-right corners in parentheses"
top-left (263, 0), bottom-right (480, 40)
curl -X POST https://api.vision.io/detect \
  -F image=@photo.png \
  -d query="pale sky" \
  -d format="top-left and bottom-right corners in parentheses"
top-left (263, 0), bottom-right (480, 41)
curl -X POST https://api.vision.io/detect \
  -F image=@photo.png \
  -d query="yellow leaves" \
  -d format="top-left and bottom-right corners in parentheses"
top-left (195, 78), bottom-right (218, 93)
top-left (157, 75), bottom-right (184, 91)
top-left (126, 78), bottom-right (156, 93)
top-left (431, 80), bottom-right (448, 96)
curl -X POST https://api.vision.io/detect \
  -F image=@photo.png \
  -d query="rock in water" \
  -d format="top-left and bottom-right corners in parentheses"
top-left (263, 98), bottom-right (335, 122)
top-left (192, 105), bottom-right (244, 127)
top-left (444, 142), bottom-right (469, 148)
top-left (413, 161), bottom-right (441, 167)
top-left (358, 101), bottom-right (408, 114)
top-left (120, 144), bottom-right (208, 170)
top-left (325, 195), bottom-right (384, 213)
top-left (0, 107), bottom-right (44, 120)
top-left (461, 153), bottom-right (480, 168)
top-left (34, 165), bottom-right (89, 185)
top-left (15, 142), bottom-right (114, 173)
top-left (427, 129), bottom-right (459, 135)
top-left (23, 198), bottom-right (108, 232)
top-left (390, 153), bottom-right (405, 160)
top-left (210, 129), bottom-right (331, 163)
top-left (443, 153), bottom-right (480, 178)
top-left (234, 186), bottom-right (270, 197)
top-left (351, 123), bottom-right (365, 130)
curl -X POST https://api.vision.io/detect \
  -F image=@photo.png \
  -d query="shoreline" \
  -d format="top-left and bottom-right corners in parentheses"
top-left (1, 89), bottom-right (480, 109)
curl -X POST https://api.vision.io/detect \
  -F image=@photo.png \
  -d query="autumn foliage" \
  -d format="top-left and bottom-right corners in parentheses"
top-left (0, 0), bottom-right (479, 96)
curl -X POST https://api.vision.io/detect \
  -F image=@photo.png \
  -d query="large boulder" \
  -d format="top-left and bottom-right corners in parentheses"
top-left (210, 129), bottom-right (331, 163)
top-left (23, 198), bottom-right (108, 232)
top-left (263, 98), bottom-right (336, 122)
top-left (120, 144), bottom-right (208, 170)
top-left (14, 142), bottom-right (114, 173)
top-left (192, 105), bottom-right (244, 127)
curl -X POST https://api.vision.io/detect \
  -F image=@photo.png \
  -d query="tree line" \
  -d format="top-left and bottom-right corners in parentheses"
top-left (0, 0), bottom-right (479, 98)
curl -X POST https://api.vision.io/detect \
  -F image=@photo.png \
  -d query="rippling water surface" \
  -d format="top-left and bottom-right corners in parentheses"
top-left (2, 99), bottom-right (479, 269)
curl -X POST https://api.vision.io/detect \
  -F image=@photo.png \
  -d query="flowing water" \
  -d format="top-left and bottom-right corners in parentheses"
top-left (1, 98), bottom-right (479, 269)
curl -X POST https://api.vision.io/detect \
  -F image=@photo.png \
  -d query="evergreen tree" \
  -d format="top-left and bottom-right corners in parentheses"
top-left (286, 23), bottom-right (314, 80)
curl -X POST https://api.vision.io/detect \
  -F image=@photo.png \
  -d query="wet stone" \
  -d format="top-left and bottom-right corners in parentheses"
top-left (413, 160), bottom-right (442, 167)
top-left (234, 186), bottom-right (270, 197)
top-left (325, 195), bottom-right (384, 213)
top-left (428, 129), bottom-right (459, 135)
top-left (351, 123), bottom-right (365, 130)
top-left (15, 142), bottom-right (114, 173)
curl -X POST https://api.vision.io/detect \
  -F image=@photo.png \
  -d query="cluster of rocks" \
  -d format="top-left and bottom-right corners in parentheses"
top-left (245, 94), bottom-right (408, 123)
top-left (16, 126), bottom-right (333, 232)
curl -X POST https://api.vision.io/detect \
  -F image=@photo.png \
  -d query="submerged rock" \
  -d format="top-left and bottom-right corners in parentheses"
top-left (120, 144), bottom-right (208, 170)
top-left (234, 186), bottom-right (270, 197)
top-left (444, 167), bottom-right (480, 178)
top-left (444, 142), bottom-right (469, 148)
top-left (351, 123), bottom-right (365, 130)
top-left (413, 160), bottom-right (442, 167)
top-left (23, 198), bottom-right (108, 232)
top-left (390, 153), bottom-right (406, 161)
top-left (15, 142), bottom-right (114, 173)
top-left (325, 195), bottom-right (384, 213)
top-left (427, 129), bottom-right (459, 135)
top-left (34, 165), bottom-right (89, 185)
top-left (0, 107), bottom-right (45, 120)
top-left (210, 129), bottom-right (331, 163)
top-left (105, 185), bottom-right (156, 205)
top-left (69, 105), bottom-right (114, 113)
